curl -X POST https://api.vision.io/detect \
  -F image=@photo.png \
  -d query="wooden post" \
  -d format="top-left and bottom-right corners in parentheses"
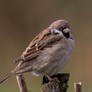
top-left (74, 82), bottom-right (82, 92)
top-left (16, 73), bottom-right (81, 92)
top-left (41, 73), bottom-right (70, 92)
top-left (16, 75), bottom-right (28, 92)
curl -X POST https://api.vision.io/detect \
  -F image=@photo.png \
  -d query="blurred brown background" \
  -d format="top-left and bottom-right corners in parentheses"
top-left (0, 0), bottom-right (92, 92)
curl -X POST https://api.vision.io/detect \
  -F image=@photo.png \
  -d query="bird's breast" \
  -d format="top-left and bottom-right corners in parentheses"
top-left (32, 39), bottom-right (74, 76)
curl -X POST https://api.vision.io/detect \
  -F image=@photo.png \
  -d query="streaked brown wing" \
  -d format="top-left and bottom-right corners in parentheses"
top-left (15, 29), bottom-right (63, 63)
top-left (29, 29), bottom-right (51, 47)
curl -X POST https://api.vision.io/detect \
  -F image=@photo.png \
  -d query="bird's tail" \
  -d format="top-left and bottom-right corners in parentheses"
top-left (0, 72), bottom-right (14, 84)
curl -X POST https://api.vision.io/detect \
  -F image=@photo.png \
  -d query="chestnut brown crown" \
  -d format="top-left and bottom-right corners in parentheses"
top-left (49, 20), bottom-right (70, 30)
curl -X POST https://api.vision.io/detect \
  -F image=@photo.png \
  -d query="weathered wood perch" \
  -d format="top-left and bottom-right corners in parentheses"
top-left (41, 73), bottom-right (70, 92)
top-left (16, 73), bottom-right (82, 92)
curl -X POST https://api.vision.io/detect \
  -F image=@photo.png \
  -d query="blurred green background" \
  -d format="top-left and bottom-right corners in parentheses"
top-left (0, 0), bottom-right (92, 92)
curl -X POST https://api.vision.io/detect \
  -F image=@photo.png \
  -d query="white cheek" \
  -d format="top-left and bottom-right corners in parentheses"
top-left (51, 29), bottom-right (63, 36)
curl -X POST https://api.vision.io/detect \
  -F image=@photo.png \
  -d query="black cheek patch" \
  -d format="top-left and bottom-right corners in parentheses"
top-left (63, 32), bottom-right (70, 38)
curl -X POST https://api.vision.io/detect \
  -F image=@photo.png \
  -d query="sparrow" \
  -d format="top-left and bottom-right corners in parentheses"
top-left (0, 19), bottom-right (74, 84)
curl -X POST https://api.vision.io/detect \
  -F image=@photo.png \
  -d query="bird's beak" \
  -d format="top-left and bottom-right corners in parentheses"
top-left (63, 28), bottom-right (71, 33)
top-left (63, 28), bottom-right (73, 39)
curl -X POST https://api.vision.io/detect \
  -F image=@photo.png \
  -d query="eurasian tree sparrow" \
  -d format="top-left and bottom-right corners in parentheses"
top-left (0, 20), bottom-right (74, 84)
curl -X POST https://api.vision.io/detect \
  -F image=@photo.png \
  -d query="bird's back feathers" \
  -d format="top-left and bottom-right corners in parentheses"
top-left (15, 29), bottom-right (63, 64)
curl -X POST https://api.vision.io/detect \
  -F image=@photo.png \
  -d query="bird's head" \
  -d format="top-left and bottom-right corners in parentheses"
top-left (49, 20), bottom-right (73, 39)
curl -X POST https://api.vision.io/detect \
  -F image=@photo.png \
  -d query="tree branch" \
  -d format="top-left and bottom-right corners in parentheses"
top-left (16, 75), bottom-right (28, 92)
top-left (74, 82), bottom-right (82, 92)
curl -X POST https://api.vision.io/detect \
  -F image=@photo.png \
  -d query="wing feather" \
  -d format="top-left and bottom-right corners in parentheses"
top-left (15, 29), bottom-right (63, 63)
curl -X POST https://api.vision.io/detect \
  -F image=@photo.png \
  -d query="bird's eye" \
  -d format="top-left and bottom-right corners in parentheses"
top-left (58, 27), bottom-right (67, 31)
top-left (58, 27), bottom-right (63, 31)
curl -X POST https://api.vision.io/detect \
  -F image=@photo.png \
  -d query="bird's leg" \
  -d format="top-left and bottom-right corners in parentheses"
top-left (44, 73), bottom-right (52, 81)
top-left (42, 73), bottom-right (53, 84)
